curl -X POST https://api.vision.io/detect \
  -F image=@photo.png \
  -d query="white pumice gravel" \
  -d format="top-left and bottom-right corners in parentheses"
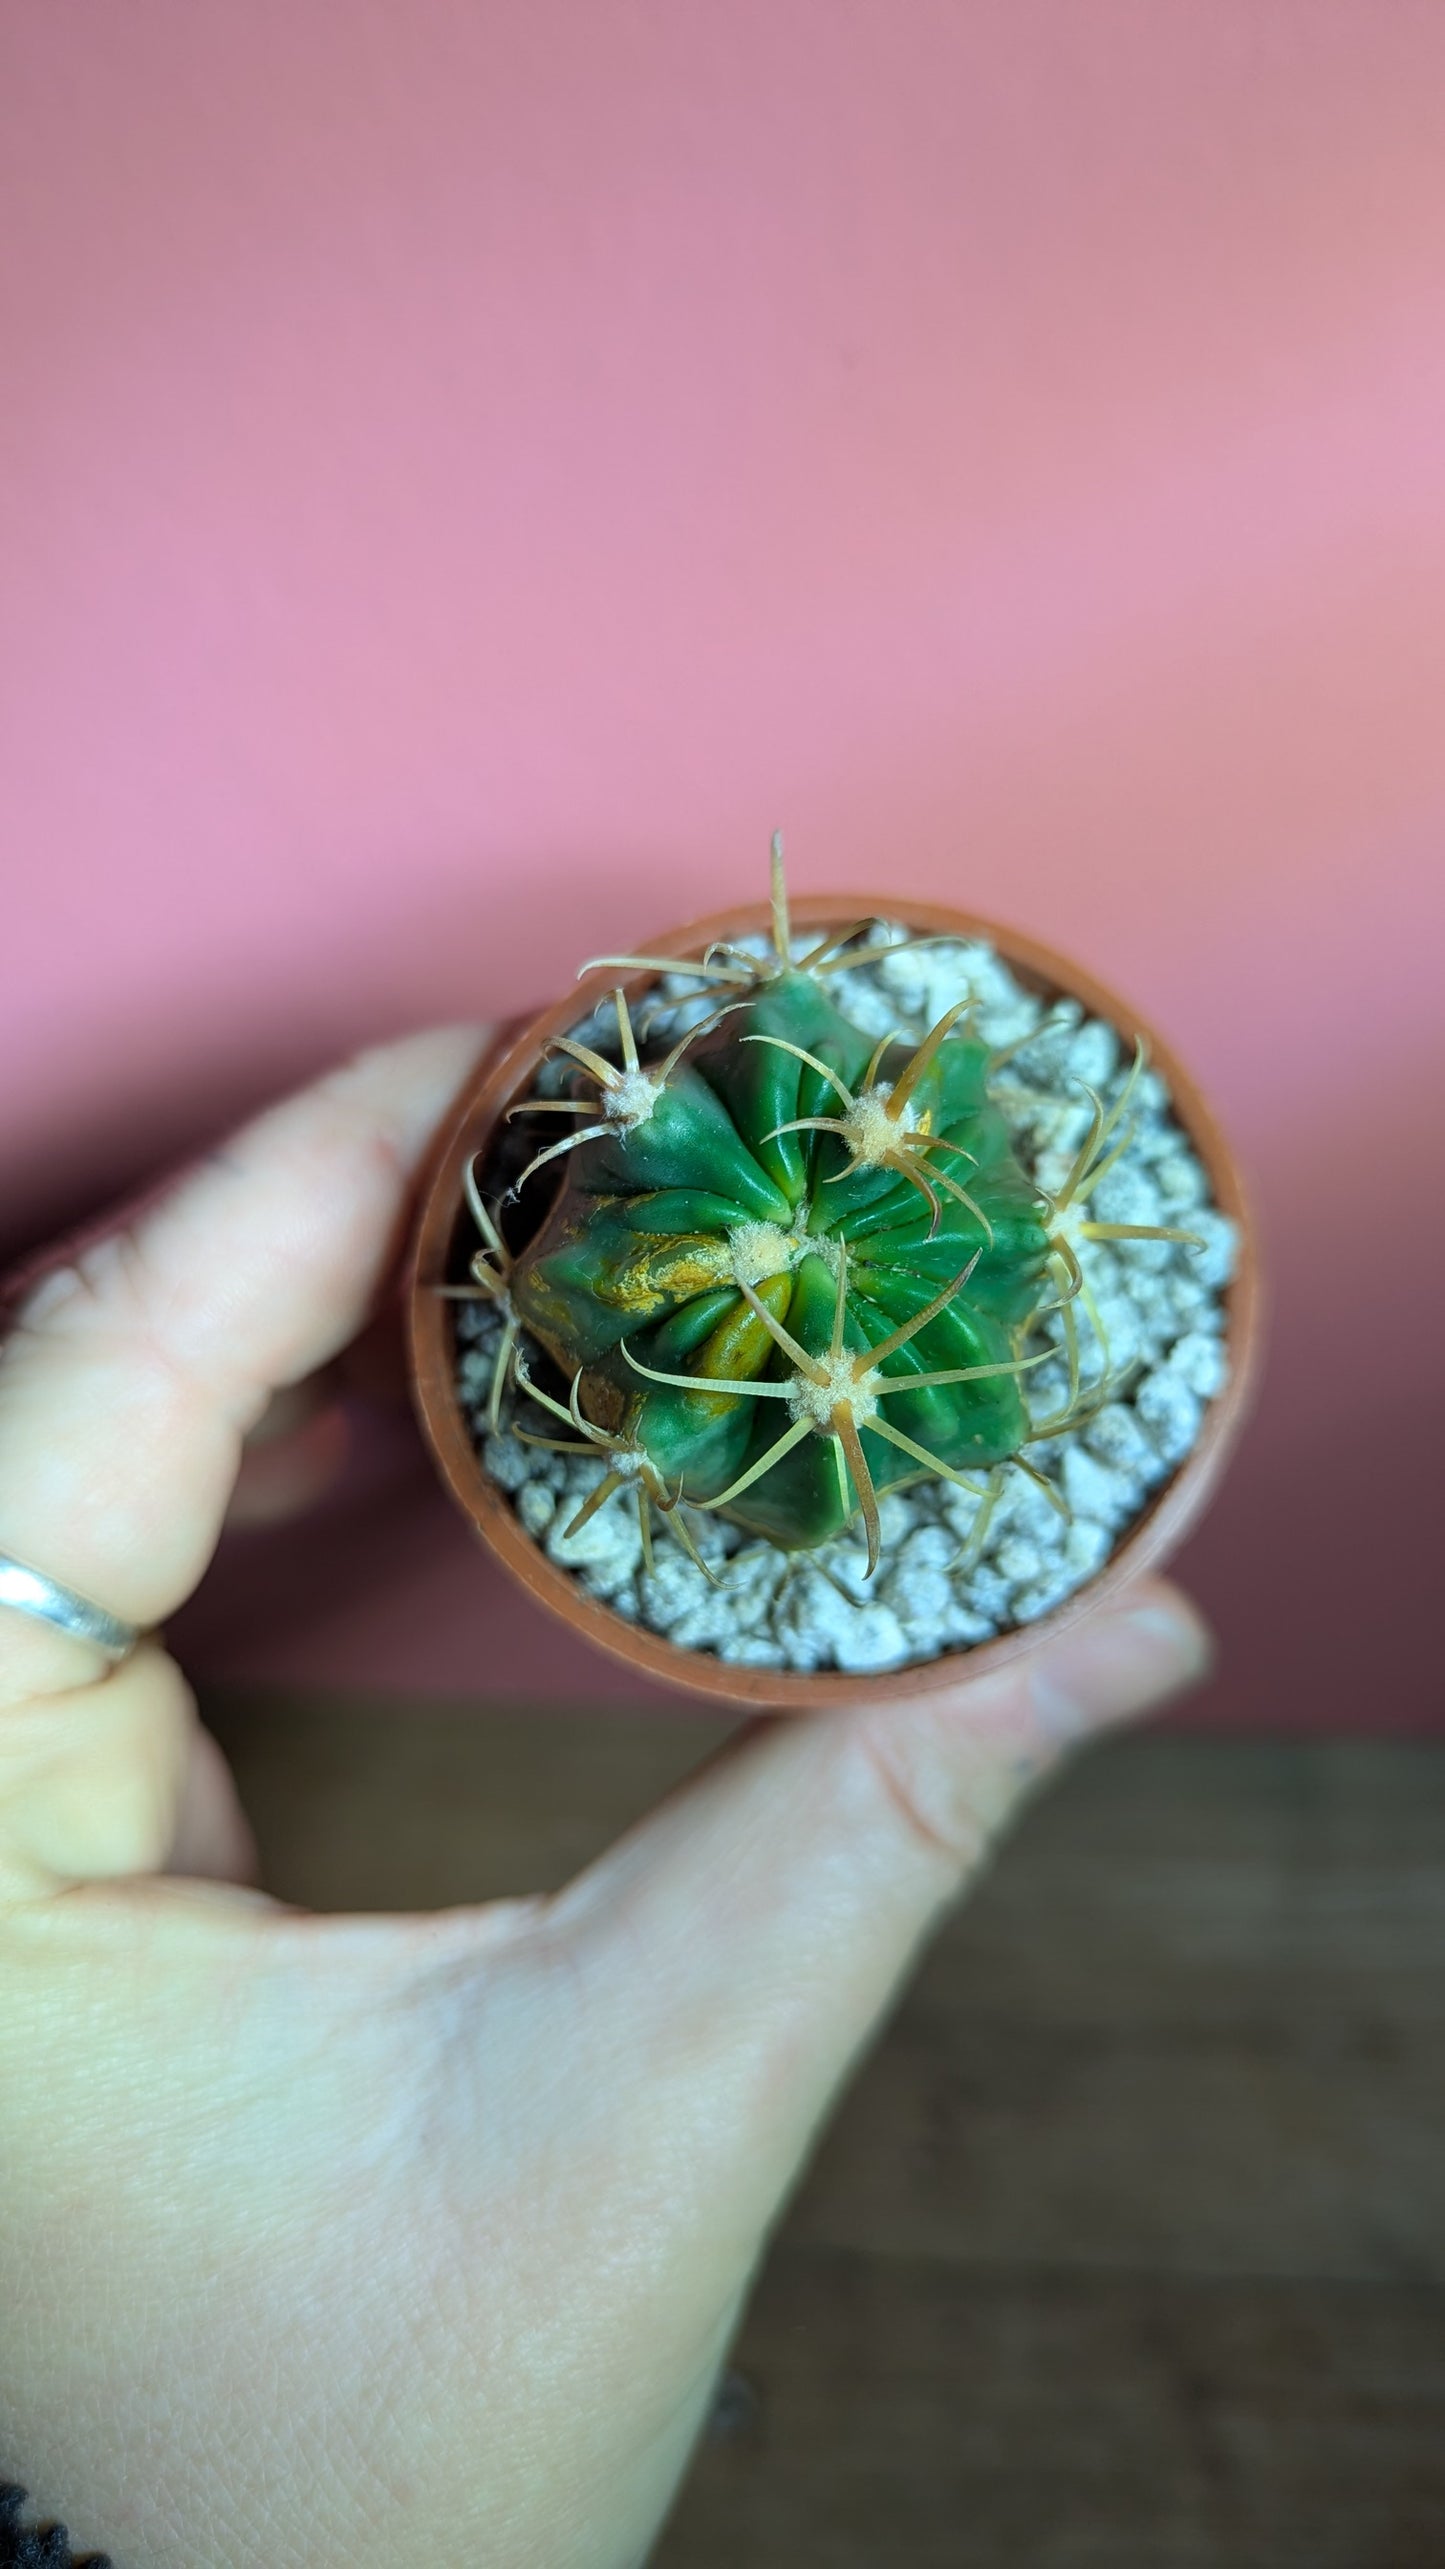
top-left (456, 926), bottom-right (1237, 1674)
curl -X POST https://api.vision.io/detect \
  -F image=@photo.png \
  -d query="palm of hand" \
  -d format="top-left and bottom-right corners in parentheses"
top-left (0, 1032), bottom-right (1202, 2568)
top-left (6, 1873), bottom-right (742, 2565)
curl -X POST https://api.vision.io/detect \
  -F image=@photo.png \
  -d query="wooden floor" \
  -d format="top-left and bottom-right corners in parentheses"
top-left (205, 1691), bottom-right (1445, 2569)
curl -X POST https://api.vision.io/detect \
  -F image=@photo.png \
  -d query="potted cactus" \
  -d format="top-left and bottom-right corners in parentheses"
top-left (409, 844), bottom-right (1257, 1705)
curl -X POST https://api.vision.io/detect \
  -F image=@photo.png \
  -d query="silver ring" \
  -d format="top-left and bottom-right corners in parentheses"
top-left (0, 1552), bottom-right (141, 1663)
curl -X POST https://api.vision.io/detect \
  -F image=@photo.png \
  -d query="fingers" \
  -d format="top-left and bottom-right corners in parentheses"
top-left (164, 1720), bottom-right (261, 1885)
top-left (0, 1027), bottom-right (486, 1686)
top-left (544, 1580), bottom-right (1210, 2245)
top-left (0, 1647), bottom-right (195, 1894)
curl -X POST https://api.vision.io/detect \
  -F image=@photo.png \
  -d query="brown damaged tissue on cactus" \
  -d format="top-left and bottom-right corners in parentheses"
top-left (408, 842), bottom-right (1259, 1709)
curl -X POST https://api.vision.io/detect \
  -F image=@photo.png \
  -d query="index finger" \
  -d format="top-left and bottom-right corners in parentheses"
top-left (0, 1027), bottom-right (486, 1666)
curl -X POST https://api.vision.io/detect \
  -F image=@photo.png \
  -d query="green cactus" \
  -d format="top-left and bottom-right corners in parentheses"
top-left (474, 843), bottom-right (1194, 1578)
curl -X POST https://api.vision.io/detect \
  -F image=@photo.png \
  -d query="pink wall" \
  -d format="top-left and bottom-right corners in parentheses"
top-left (3, 3), bottom-right (1442, 1728)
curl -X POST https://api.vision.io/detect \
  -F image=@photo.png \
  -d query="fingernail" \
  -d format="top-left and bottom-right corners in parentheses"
top-left (1124, 1597), bottom-right (1215, 1670)
top-left (1029, 1590), bottom-right (1213, 1743)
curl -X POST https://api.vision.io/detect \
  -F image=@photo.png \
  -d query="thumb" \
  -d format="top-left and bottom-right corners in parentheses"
top-left (547, 1578), bottom-right (1210, 2247)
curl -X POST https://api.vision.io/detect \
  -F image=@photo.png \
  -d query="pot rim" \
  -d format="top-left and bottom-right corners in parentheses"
top-left (407, 892), bottom-right (1261, 1709)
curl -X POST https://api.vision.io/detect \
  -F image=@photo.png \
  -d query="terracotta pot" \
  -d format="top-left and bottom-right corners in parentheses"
top-left (408, 895), bottom-right (1261, 1709)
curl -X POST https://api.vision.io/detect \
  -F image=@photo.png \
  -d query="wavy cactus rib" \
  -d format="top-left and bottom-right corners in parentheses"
top-left (488, 842), bottom-right (1198, 1578)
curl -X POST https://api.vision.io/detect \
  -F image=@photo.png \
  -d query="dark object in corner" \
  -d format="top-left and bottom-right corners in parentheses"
top-left (0, 2486), bottom-right (112, 2569)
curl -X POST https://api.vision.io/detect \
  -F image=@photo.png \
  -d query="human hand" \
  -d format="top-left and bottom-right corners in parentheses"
top-left (0, 1030), bottom-right (1209, 2568)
